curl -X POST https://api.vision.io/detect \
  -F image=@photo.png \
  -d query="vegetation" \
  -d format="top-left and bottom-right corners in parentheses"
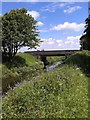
top-left (2, 8), bottom-right (41, 62)
top-left (2, 51), bottom-right (89, 119)
top-left (47, 56), bottom-right (65, 66)
top-left (65, 50), bottom-right (90, 75)
top-left (0, 97), bottom-right (2, 120)
top-left (80, 15), bottom-right (90, 50)
top-left (2, 53), bottom-right (43, 93)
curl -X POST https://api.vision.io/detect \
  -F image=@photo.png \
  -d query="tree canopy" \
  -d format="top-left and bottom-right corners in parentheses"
top-left (2, 8), bottom-right (41, 62)
top-left (80, 15), bottom-right (90, 50)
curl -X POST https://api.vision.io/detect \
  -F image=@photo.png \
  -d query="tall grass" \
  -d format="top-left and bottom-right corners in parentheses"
top-left (47, 56), bottom-right (65, 66)
top-left (2, 53), bottom-right (43, 93)
top-left (2, 50), bottom-right (89, 119)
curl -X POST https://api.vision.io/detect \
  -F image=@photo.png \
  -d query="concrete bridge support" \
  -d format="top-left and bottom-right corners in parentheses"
top-left (40, 56), bottom-right (49, 69)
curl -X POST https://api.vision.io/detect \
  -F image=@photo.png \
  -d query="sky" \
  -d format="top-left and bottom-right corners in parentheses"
top-left (1, 1), bottom-right (89, 51)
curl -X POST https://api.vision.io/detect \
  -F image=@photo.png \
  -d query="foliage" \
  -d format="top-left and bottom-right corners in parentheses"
top-left (2, 53), bottom-right (43, 93)
top-left (0, 97), bottom-right (2, 120)
top-left (0, 15), bottom-right (2, 47)
top-left (2, 8), bottom-right (41, 62)
top-left (2, 51), bottom-right (89, 119)
top-left (65, 50), bottom-right (90, 75)
top-left (80, 16), bottom-right (90, 50)
top-left (47, 56), bottom-right (65, 66)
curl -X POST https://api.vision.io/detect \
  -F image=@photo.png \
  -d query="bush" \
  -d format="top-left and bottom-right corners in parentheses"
top-left (65, 50), bottom-right (90, 75)
top-left (2, 53), bottom-right (44, 93)
top-left (2, 51), bottom-right (89, 119)
top-left (47, 56), bottom-right (64, 66)
top-left (2, 67), bottom-right (19, 93)
top-left (2, 66), bottom-right (88, 118)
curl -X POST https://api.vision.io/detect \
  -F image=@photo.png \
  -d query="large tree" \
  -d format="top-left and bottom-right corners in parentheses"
top-left (2, 8), bottom-right (41, 62)
top-left (0, 15), bottom-right (2, 63)
top-left (80, 15), bottom-right (90, 50)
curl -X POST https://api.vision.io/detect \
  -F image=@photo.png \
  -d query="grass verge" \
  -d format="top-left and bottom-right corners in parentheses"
top-left (2, 53), bottom-right (43, 93)
top-left (2, 50), bottom-right (90, 119)
top-left (47, 56), bottom-right (65, 66)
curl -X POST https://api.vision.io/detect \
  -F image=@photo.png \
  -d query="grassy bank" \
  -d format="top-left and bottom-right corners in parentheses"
top-left (2, 53), bottom-right (43, 93)
top-left (47, 56), bottom-right (65, 66)
top-left (2, 51), bottom-right (90, 119)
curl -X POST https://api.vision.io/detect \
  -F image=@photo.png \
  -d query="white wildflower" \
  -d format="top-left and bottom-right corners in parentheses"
top-left (76, 67), bottom-right (79, 70)
top-left (80, 74), bottom-right (83, 76)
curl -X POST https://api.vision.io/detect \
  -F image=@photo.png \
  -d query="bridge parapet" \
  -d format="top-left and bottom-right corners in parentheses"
top-left (25, 50), bottom-right (80, 69)
top-left (25, 50), bottom-right (80, 57)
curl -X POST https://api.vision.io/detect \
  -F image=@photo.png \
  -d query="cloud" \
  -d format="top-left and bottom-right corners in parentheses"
top-left (14, 0), bottom-right (40, 1)
top-left (67, 35), bottom-right (81, 41)
top-left (19, 35), bottom-right (81, 52)
top-left (26, 0), bottom-right (39, 1)
top-left (37, 38), bottom-right (63, 50)
top-left (26, 10), bottom-right (40, 19)
top-left (37, 35), bottom-right (81, 50)
top-left (37, 21), bottom-right (44, 26)
top-left (38, 29), bottom-right (48, 33)
top-left (63, 35), bottom-right (81, 49)
top-left (2, 0), bottom-right (89, 2)
top-left (64, 6), bottom-right (82, 13)
top-left (42, 2), bottom-right (67, 12)
top-left (41, 2), bottom-right (82, 13)
top-left (51, 22), bottom-right (84, 31)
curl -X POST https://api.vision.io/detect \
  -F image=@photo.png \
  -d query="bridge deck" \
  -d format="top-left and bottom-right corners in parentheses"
top-left (25, 50), bottom-right (80, 56)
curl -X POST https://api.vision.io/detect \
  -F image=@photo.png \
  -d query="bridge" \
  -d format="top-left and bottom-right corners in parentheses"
top-left (25, 50), bottom-right (80, 69)
top-left (25, 50), bottom-right (80, 57)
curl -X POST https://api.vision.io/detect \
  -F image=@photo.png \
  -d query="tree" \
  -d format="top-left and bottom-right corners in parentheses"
top-left (80, 15), bottom-right (90, 50)
top-left (2, 8), bottom-right (41, 62)
top-left (0, 15), bottom-right (2, 63)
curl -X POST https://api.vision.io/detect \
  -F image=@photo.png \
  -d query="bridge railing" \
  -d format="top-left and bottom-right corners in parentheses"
top-left (25, 50), bottom-right (80, 56)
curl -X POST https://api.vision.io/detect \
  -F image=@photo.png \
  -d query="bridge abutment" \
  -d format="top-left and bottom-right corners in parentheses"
top-left (40, 56), bottom-right (49, 69)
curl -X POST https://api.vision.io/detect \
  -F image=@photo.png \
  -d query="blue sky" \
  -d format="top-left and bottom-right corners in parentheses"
top-left (2, 1), bottom-right (89, 51)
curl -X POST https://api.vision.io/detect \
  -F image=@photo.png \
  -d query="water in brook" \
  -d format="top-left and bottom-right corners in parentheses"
top-left (3, 60), bottom-right (64, 94)
top-left (46, 61), bottom-right (63, 71)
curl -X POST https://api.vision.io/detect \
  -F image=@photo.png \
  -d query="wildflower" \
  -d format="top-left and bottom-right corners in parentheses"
top-left (76, 67), bottom-right (79, 70)
top-left (80, 73), bottom-right (83, 76)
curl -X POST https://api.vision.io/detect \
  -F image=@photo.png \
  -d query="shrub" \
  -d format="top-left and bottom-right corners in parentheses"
top-left (2, 53), bottom-right (44, 93)
top-left (2, 63), bottom-right (89, 118)
top-left (2, 51), bottom-right (89, 118)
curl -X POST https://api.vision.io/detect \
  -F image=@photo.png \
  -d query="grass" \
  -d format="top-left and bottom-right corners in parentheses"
top-left (2, 50), bottom-right (90, 119)
top-left (2, 53), bottom-right (43, 93)
top-left (3, 53), bottom-right (43, 68)
top-left (47, 56), bottom-right (65, 66)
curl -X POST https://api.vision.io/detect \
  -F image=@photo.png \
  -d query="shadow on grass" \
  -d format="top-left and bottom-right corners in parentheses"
top-left (2, 56), bottom-right (27, 93)
top-left (3, 55), bottom-right (27, 69)
top-left (65, 53), bottom-right (90, 76)
top-left (65, 52), bottom-right (90, 120)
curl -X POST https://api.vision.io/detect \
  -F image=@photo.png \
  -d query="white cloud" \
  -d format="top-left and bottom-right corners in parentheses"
top-left (63, 35), bottom-right (81, 49)
top-left (51, 22), bottom-right (84, 31)
top-left (42, 2), bottom-right (82, 13)
top-left (38, 38), bottom-right (63, 50)
top-left (56, 40), bottom-right (62, 43)
top-left (37, 21), bottom-right (44, 26)
top-left (64, 6), bottom-right (82, 13)
top-left (19, 35), bottom-right (81, 52)
top-left (42, 2), bottom-right (67, 12)
top-left (2, 0), bottom-right (89, 2)
top-left (38, 27), bottom-right (49, 32)
top-left (26, 0), bottom-right (39, 1)
top-left (26, 10), bottom-right (40, 19)
top-left (37, 35), bottom-right (81, 50)
top-left (58, 0), bottom-right (88, 1)
top-left (17, 0), bottom-right (40, 1)
top-left (67, 35), bottom-right (81, 41)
